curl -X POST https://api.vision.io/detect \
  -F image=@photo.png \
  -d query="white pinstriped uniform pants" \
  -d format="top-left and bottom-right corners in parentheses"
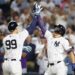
top-left (2, 60), bottom-right (22, 75)
top-left (44, 61), bottom-right (68, 75)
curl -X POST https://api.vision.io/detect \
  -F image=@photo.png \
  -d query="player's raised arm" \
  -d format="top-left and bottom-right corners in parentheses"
top-left (26, 16), bottom-right (38, 35)
top-left (37, 15), bottom-right (46, 35)
top-left (26, 3), bottom-right (43, 35)
top-left (27, 3), bottom-right (46, 35)
top-left (33, 3), bottom-right (46, 35)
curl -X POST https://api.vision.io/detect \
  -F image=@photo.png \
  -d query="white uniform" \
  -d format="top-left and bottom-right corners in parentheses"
top-left (44, 30), bottom-right (71, 75)
top-left (2, 29), bottom-right (29, 75)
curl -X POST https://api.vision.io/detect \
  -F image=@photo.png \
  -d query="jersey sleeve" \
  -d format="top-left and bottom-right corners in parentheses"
top-left (62, 39), bottom-right (72, 52)
top-left (45, 30), bottom-right (53, 39)
top-left (19, 29), bottom-right (29, 41)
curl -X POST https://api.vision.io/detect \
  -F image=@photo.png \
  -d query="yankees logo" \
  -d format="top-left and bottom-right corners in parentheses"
top-left (54, 41), bottom-right (60, 47)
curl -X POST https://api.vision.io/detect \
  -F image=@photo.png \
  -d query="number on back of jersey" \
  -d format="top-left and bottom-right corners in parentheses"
top-left (5, 39), bottom-right (17, 49)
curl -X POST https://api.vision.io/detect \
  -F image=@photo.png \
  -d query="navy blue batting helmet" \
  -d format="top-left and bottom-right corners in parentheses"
top-left (8, 21), bottom-right (18, 32)
top-left (54, 24), bottom-right (65, 36)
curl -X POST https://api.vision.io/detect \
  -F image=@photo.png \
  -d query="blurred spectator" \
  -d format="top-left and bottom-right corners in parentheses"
top-left (0, 0), bottom-right (10, 4)
top-left (20, 3), bottom-right (32, 28)
top-left (32, 28), bottom-right (48, 74)
top-left (47, 0), bottom-right (55, 11)
top-left (23, 15), bottom-right (32, 28)
top-left (0, 33), bottom-right (3, 47)
top-left (49, 15), bottom-right (56, 29)
top-left (43, 16), bottom-right (50, 30)
top-left (67, 3), bottom-right (75, 25)
top-left (54, 6), bottom-right (67, 28)
top-left (65, 24), bottom-right (75, 75)
top-left (37, 37), bottom-right (48, 74)
top-left (40, 7), bottom-right (53, 30)
top-left (23, 36), bottom-right (39, 73)
top-left (40, 0), bottom-right (48, 8)
top-left (0, 19), bottom-right (9, 35)
top-left (60, 0), bottom-right (70, 12)
top-left (11, 11), bottom-right (23, 31)
top-left (0, 30), bottom-right (4, 75)
top-left (32, 28), bottom-right (42, 53)
top-left (0, 9), bottom-right (5, 25)
top-left (53, 0), bottom-right (62, 5)
top-left (72, 0), bottom-right (75, 3)
top-left (66, 25), bottom-right (75, 47)
top-left (28, 0), bottom-right (36, 7)
top-left (0, 0), bottom-right (11, 18)
top-left (11, 0), bottom-right (28, 13)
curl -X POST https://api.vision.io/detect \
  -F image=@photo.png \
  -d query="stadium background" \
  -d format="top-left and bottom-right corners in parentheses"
top-left (0, 0), bottom-right (75, 75)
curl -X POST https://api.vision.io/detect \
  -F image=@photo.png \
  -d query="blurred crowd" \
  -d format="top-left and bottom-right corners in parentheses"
top-left (0, 0), bottom-right (75, 75)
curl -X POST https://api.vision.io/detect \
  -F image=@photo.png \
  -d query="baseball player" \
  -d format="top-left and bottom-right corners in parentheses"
top-left (39, 20), bottom-right (74, 75)
top-left (38, 18), bottom-right (73, 75)
top-left (33, 4), bottom-right (74, 75)
top-left (2, 14), bottom-right (38, 75)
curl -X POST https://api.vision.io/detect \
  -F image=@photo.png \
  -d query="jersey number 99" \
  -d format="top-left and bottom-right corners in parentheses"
top-left (5, 39), bottom-right (17, 49)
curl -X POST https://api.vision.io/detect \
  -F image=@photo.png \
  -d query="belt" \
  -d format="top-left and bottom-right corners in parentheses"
top-left (4, 58), bottom-right (16, 61)
top-left (49, 61), bottom-right (61, 66)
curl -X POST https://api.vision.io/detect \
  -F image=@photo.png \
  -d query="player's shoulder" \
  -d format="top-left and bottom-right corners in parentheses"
top-left (45, 30), bottom-right (53, 38)
top-left (19, 29), bottom-right (28, 35)
top-left (60, 36), bottom-right (67, 41)
top-left (60, 36), bottom-right (69, 43)
top-left (18, 29), bottom-right (29, 39)
top-left (46, 30), bottom-right (51, 33)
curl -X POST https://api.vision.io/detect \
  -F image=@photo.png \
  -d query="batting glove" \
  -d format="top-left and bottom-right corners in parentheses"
top-left (32, 3), bottom-right (43, 15)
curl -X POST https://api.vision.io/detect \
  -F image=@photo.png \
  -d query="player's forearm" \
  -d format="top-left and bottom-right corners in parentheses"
top-left (65, 46), bottom-right (73, 54)
top-left (37, 15), bottom-right (46, 35)
top-left (26, 16), bottom-right (37, 35)
top-left (68, 51), bottom-right (75, 63)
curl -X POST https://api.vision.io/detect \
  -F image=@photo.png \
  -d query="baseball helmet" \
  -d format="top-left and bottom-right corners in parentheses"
top-left (8, 21), bottom-right (18, 32)
top-left (54, 24), bottom-right (65, 36)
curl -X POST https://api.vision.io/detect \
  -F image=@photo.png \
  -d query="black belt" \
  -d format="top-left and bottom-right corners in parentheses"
top-left (49, 61), bottom-right (61, 66)
top-left (4, 58), bottom-right (16, 61)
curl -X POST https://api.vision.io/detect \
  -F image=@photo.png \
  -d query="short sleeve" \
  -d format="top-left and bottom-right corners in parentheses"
top-left (19, 29), bottom-right (29, 41)
top-left (62, 39), bottom-right (71, 51)
top-left (45, 30), bottom-right (53, 39)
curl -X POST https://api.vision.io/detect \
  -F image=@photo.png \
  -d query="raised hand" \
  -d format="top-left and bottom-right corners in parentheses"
top-left (32, 3), bottom-right (43, 15)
